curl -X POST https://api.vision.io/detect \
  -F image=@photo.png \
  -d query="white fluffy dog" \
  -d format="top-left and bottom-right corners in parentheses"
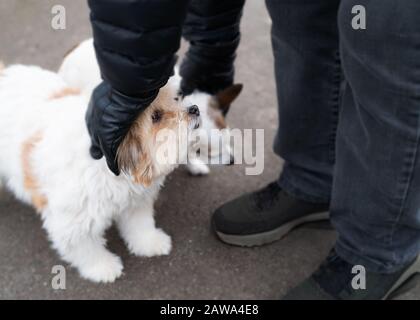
top-left (0, 61), bottom-right (200, 282)
top-left (59, 39), bottom-right (243, 176)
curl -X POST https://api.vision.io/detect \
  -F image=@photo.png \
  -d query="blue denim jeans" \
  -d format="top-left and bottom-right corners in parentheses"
top-left (266, 0), bottom-right (420, 273)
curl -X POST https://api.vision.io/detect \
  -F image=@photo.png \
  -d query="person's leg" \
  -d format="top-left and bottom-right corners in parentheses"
top-left (333, 0), bottom-right (420, 273)
top-left (212, 0), bottom-right (338, 246)
top-left (267, 0), bottom-right (342, 204)
top-left (285, 0), bottom-right (420, 299)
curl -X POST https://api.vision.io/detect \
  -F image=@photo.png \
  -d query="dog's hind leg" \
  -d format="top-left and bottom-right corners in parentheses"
top-left (116, 203), bottom-right (172, 257)
top-left (43, 210), bottom-right (123, 283)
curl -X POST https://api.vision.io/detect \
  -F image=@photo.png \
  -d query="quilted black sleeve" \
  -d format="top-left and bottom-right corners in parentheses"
top-left (180, 0), bottom-right (246, 95)
top-left (88, 0), bottom-right (190, 97)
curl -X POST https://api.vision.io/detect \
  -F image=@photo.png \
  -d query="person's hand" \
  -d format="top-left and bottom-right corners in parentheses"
top-left (86, 81), bottom-right (158, 175)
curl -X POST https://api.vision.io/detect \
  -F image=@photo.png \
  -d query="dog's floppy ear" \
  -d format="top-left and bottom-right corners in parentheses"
top-left (215, 84), bottom-right (243, 116)
top-left (117, 126), bottom-right (154, 187)
top-left (133, 156), bottom-right (154, 186)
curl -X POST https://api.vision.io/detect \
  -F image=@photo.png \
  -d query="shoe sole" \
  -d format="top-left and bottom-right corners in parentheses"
top-left (384, 255), bottom-right (420, 300)
top-left (214, 211), bottom-right (330, 247)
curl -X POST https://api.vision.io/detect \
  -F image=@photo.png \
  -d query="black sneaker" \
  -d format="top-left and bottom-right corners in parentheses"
top-left (283, 249), bottom-right (420, 300)
top-left (212, 181), bottom-right (330, 247)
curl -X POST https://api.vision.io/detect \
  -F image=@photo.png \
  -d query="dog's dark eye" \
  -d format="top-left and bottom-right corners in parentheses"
top-left (151, 110), bottom-right (163, 123)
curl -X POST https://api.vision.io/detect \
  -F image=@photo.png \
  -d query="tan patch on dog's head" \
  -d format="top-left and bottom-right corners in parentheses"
top-left (22, 131), bottom-right (47, 213)
top-left (117, 86), bottom-right (197, 186)
top-left (207, 83), bottom-right (243, 128)
top-left (212, 84), bottom-right (243, 116)
top-left (207, 102), bottom-right (227, 130)
top-left (49, 87), bottom-right (81, 100)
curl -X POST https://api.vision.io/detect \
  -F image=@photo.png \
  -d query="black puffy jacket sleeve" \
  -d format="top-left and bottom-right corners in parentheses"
top-left (180, 0), bottom-right (245, 95)
top-left (88, 0), bottom-right (190, 97)
top-left (86, 0), bottom-right (190, 175)
top-left (86, 0), bottom-right (244, 175)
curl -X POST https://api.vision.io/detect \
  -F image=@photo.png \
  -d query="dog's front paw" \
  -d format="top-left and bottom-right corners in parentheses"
top-left (187, 162), bottom-right (210, 176)
top-left (128, 228), bottom-right (172, 257)
top-left (78, 253), bottom-right (123, 283)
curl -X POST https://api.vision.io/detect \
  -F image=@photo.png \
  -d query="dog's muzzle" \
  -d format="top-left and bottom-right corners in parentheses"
top-left (187, 105), bottom-right (200, 129)
top-left (188, 105), bottom-right (200, 117)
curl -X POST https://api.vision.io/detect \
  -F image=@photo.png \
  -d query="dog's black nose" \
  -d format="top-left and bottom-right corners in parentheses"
top-left (188, 105), bottom-right (200, 116)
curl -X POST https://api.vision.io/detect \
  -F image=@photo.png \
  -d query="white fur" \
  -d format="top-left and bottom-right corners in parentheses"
top-left (59, 39), bottom-right (101, 96)
top-left (59, 39), bottom-right (234, 176)
top-left (0, 65), bottom-right (190, 283)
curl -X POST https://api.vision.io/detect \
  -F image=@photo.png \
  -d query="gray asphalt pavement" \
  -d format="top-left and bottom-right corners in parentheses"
top-left (0, 0), bottom-right (418, 300)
